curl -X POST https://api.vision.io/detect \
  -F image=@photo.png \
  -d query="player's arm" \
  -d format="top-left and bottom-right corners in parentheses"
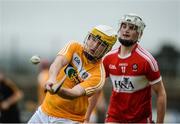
top-left (56, 66), bottom-right (104, 100)
top-left (84, 90), bottom-right (101, 123)
top-left (46, 55), bottom-right (68, 85)
top-left (152, 80), bottom-right (167, 123)
top-left (56, 84), bottom-right (85, 99)
top-left (84, 78), bottom-right (108, 123)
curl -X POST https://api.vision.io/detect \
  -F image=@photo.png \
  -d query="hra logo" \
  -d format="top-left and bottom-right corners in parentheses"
top-left (113, 77), bottom-right (134, 91)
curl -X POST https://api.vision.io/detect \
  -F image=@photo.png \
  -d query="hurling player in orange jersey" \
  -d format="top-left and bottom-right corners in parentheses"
top-left (28, 25), bottom-right (117, 123)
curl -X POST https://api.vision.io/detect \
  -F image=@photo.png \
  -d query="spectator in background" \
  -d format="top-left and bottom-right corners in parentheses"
top-left (37, 60), bottom-right (50, 105)
top-left (0, 71), bottom-right (23, 123)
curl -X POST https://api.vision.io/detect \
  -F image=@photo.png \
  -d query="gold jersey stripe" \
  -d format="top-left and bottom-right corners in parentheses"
top-left (85, 63), bottom-right (105, 95)
top-left (58, 42), bottom-right (75, 55)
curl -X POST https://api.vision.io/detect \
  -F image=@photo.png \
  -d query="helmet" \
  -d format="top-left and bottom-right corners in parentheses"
top-left (84, 25), bottom-right (117, 61)
top-left (119, 13), bottom-right (146, 39)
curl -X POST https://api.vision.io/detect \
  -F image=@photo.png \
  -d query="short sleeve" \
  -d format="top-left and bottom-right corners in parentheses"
top-left (145, 59), bottom-right (161, 85)
top-left (79, 63), bottom-right (106, 96)
top-left (102, 56), bottom-right (109, 78)
top-left (57, 41), bottom-right (79, 62)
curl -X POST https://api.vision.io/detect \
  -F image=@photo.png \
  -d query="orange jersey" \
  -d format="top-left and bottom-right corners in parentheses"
top-left (41, 41), bottom-right (105, 122)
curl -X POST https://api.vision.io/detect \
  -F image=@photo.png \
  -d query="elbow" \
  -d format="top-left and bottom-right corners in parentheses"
top-left (161, 89), bottom-right (167, 99)
top-left (157, 90), bottom-right (167, 104)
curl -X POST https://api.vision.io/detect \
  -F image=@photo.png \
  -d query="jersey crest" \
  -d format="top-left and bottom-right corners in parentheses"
top-left (64, 64), bottom-right (82, 84)
top-left (64, 53), bottom-right (90, 84)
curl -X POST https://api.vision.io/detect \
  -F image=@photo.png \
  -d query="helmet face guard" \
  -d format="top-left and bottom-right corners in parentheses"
top-left (83, 25), bottom-right (117, 62)
top-left (84, 33), bottom-right (110, 61)
top-left (119, 13), bottom-right (146, 40)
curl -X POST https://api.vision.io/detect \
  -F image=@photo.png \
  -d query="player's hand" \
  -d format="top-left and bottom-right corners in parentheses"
top-left (45, 81), bottom-right (62, 94)
top-left (45, 82), bottom-right (55, 94)
top-left (45, 79), bottom-right (56, 93)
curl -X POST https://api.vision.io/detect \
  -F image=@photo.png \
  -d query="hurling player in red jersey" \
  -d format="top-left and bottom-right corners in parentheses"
top-left (103, 13), bottom-right (167, 123)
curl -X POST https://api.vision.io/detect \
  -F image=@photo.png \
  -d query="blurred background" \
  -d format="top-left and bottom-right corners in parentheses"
top-left (0, 0), bottom-right (180, 123)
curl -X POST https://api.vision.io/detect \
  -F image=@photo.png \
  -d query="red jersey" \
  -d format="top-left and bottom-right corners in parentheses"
top-left (103, 43), bottom-right (161, 123)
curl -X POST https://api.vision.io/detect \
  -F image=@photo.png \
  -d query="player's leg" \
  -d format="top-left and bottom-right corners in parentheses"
top-left (28, 106), bottom-right (78, 123)
top-left (28, 107), bottom-right (48, 123)
top-left (49, 116), bottom-right (78, 124)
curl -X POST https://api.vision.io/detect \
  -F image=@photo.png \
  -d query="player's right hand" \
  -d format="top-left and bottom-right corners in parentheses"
top-left (45, 82), bottom-right (55, 94)
top-left (45, 78), bottom-right (57, 94)
top-left (45, 81), bottom-right (62, 94)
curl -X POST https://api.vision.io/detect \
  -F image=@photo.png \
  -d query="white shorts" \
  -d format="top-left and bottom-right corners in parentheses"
top-left (28, 106), bottom-right (78, 124)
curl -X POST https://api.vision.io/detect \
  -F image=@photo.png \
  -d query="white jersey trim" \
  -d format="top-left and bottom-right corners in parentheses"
top-left (149, 76), bottom-right (162, 85)
top-left (118, 52), bottom-right (131, 59)
top-left (136, 46), bottom-right (159, 72)
top-left (102, 48), bottom-right (118, 61)
top-left (58, 41), bottom-right (77, 56)
top-left (85, 63), bottom-right (105, 95)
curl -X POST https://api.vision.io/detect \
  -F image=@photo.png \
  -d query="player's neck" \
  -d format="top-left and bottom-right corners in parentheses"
top-left (119, 44), bottom-right (136, 58)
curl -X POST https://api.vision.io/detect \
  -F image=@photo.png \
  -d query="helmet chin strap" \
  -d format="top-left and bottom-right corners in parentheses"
top-left (118, 37), bottom-right (137, 47)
